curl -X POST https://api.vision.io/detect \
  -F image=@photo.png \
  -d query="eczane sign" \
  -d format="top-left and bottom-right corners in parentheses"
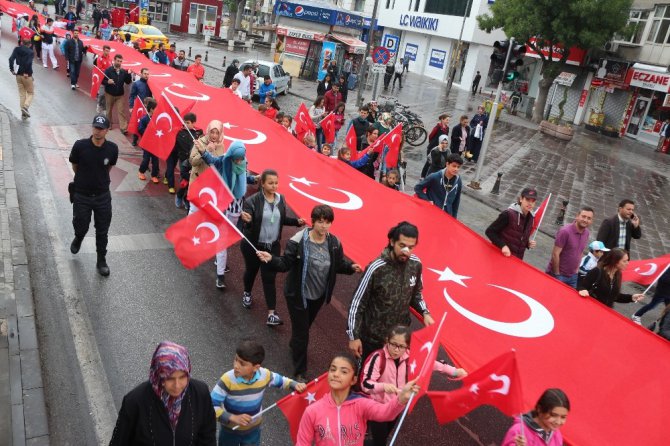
top-left (626, 68), bottom-right (670, 92)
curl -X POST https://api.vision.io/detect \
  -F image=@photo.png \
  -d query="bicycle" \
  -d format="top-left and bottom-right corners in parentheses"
top-left (386, 101), bottom-right (427, 147)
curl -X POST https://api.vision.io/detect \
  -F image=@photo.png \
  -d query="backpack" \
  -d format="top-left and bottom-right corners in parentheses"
top-left (360, 349), bottom-right (409, 390)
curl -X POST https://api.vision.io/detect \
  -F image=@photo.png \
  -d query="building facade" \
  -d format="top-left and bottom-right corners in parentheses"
top-left (376, 0), bottom-right (505, 88)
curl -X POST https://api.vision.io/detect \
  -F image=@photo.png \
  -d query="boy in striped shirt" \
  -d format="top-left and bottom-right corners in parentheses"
top-left (211, 340), bottom-right (306, 445)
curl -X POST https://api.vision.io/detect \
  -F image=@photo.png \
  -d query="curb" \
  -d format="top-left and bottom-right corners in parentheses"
top-left (0, 109), bottom-right (50, 446)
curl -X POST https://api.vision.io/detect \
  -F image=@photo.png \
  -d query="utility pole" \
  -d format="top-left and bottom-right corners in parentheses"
top-left (356, 0), bottom-right (380, 108)
top-left (468, 37), bottom-right (514, 190)
top-left (444, 0), bottom-right (472, 97)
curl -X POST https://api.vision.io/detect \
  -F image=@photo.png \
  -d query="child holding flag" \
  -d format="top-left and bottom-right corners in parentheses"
top-left (296, 352), bottom-right (419, 446)
top-left (360, 325), bottom-right (467, 446)
top-left (211, 340), bottom-right (306, 446)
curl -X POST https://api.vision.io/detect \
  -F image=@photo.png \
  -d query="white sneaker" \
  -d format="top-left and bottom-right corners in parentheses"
top-left (71, 85), bottom-right (75, 90)
top-left (631, 315), bottom-right (642, 325)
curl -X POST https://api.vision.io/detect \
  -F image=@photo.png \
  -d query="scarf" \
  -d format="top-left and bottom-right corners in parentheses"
top-left (222, 141), bottom-right (248, 199)
top-left (204, 120), bottom-right (225, 152)
top-left (149, 341), bottom-right (191, 431)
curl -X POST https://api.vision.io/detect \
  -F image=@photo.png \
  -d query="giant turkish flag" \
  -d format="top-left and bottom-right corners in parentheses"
top-left (2, 4), bottom-right (664, 441)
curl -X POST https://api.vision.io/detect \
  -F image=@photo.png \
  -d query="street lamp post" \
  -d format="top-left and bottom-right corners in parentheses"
top-left (356, 0), bottom-right (380, 108)
top-left (468, 37), bottom-right (515, 190)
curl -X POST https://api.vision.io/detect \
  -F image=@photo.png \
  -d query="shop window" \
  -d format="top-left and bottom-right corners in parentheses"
top-left (148, 1), bottom-right (169, 23)
top-left (647, 5), bottom-right (670, 44)
top-left (424, 0), bottom-right (472, 17)
top-left (354, 0), bottom-right (364, 12)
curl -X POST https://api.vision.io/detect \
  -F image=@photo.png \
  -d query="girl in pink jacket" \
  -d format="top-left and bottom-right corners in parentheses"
top-left (296, 352), bottom-right (418, 446)
top-left (501, 388), bottom-right (570, 446)
top-left (360, 325), bottom-right (468, 446)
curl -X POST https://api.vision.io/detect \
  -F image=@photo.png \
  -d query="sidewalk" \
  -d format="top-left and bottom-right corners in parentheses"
top-left (0, 109), bottom-right (50, 446)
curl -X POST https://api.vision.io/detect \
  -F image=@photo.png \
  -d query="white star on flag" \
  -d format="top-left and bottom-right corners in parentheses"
top-left (304, 392), bottom-right (316, 404)
top-left (428, 266), bottom-right (471, 287)
top-left (156, 130), bottom-right (164, 138)
top-left (469, 383), bottom-right (479, 394)
top-left (192, 236), bottom-right (200, 246)
top-left (410, 360), bottom-right (417, 375)
top-left (289, 176), bottom-right (317, 186)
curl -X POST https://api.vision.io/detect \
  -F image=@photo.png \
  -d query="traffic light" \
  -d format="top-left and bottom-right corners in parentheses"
top-left (490, 40), bottom-right (509, 84)
top-left (504, 44), bottom-right (526, 83)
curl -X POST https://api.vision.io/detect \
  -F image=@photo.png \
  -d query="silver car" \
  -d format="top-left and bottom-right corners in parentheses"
top-left (242, 60), bottom-right (292, 97)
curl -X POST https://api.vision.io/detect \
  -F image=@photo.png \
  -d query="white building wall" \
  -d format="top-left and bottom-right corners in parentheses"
top-left (376, 0), bottom-right (508, 86)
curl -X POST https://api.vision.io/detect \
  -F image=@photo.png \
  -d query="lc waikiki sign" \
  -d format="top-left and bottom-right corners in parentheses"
top-left (399, 14), bottom-right (439, 31)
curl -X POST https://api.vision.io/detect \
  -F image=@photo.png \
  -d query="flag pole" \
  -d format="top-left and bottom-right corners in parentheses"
top-left (642, 262), bottom-right (670, 296)
top-left (531, 193), bottom-right (552, 242)
top-left (161, 91), bottom-right (198, 143)
top-left (389, 312), bottom-right (447, 446)
top-left (231, 402), bottom-right (278, 431)
top-left (93, 64), bottom-right (111, 80)
top-left (203, 199), bottom-right (259, 254)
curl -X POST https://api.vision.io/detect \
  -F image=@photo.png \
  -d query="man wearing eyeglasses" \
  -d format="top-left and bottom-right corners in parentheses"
top-left (347, 222), bottom-right (434, 363)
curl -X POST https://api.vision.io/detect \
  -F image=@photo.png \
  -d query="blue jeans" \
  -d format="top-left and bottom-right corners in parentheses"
top-left (218, 427), bottom-right (261, 446)
top-left (70, 60), bottom-right (82, 86)
top-left (634, 294), bottom-right (670, 317)
top-left (552, 273), bottom-right (578, 289)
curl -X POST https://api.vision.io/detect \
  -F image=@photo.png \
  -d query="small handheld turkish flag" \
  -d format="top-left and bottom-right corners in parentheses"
top-left (165, 209), bottom-right (242, 269)
top-left (127, 97), bottom-right (145, 137)
top-left (376, 124), bottom-right (403, 169)
top-left (320, 112), bottom-right (336, 144)
top-left (405, 314), bottom-right (446, 411)
top-left (187, 167), bottom-right (235, 221)
top-left (622, 255), bottom-right (670, 286)
top-left (140, 94), bottom-right (194, 160)
top-left (427, 350), bottom-right (524, 424)
top-left (345, 124), bottom-right (361, 160)
top-left (90, 69), bottom-right (104, 100)
top-left (294, 103), bottom-right (315, 142)
top-left (18, 26), bottom-right (35, 42)
top-left (277, 372), bottom-right (329, 444)
top-left (530, 193), bottom-right (551, 238)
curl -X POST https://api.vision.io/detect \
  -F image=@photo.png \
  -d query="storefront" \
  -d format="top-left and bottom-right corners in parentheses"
top-left (171, 0), bottom-right (221, 35)
top-left (102, 0), bottom-right (173, 30)
top-left (579, 59), bottom-right (630, 135)
top-left (274, 1), bottom-right (371, 81)
top-left (621, 63), bottom-right (670, 145)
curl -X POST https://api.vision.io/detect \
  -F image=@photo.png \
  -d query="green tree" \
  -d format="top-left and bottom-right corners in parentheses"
top-left (478, 0), bottom-right (632, 123)
top-left (224, 0), bottom-right (247, 40)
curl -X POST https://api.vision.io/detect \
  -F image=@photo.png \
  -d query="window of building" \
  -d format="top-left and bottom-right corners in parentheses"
top-left (386, 0), bottom-right (391, 8)
top-left (615, 10), bottom-right (649, 44)
top-left (424, 0), bottom-right (472, 17)
top-left (647, 5), bottom-right (670, 44)
top-left (354, 0), bottom-right (364, 12)
top-left (414, 0), bottom-right (420, 12)
top-left (148, 1), bottom-right (169, 23)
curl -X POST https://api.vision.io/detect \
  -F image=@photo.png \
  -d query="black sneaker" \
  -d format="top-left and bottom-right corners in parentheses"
top-left (224, 265), bottom-right (230, 273)
top-left (267, 312), bottom-right (283, 326)
top-left (242, 292), bottom-right (252, 309)
top-left (216, 275), bottom-right (226, 289)
top-left (96, 255), bottom-right (110, 277)
top-left (70, 236), bottom-right (84, 254)
top-left (21, 106), bottom-right (30, 117)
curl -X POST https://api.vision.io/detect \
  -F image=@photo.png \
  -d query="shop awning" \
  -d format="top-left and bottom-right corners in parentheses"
top-left (277, 26), bottom-right (326, 42)
top-left (329, 33), bottom-right (366, 54)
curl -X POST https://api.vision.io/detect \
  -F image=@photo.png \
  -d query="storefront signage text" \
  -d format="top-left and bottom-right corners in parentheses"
top-left (277, 26), bottom-right (325, 42)
top-left (399, 14), bottom-right (439, 32)
top-left (629, 70), bottom-right (670, 92)
top-left (274, 1), bottom-right (367, 30)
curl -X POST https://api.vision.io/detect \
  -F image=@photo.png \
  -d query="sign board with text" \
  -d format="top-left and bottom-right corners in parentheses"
top-left (554, 72), bottom-right (577, 86)
top-left (625, 68), bottom-right (670, 92)
top-left (429, 48), bottom-right (446, 69)
top-left (404, 43), bottom-right (418, 61)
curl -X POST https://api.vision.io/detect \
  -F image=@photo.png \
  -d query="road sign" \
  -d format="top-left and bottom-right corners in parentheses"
top-left (371, 64), bottom-right (386, 74)
top-left (382, 34), bottom-right (399, 52)
top-left (372, 46), bottom-right (391, 65)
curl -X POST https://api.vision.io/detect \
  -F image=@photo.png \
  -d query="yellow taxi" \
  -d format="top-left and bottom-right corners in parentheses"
top-left (118, 24), bottom-right (169, 51)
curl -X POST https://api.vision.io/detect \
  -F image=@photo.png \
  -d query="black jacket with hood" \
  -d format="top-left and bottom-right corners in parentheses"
top-left (241, 191), bottom-right (301, 244)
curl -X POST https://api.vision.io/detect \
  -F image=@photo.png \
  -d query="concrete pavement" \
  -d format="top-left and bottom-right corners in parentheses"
top-left (0, 109), bottom-right (50, 446)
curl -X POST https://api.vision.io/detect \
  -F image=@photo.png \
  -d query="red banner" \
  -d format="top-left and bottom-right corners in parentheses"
top-left (2, 1), bottom-right (667, 442)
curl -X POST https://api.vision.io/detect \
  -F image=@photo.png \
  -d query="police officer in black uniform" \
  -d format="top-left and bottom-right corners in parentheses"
top-left (69, 115), bottom-right (118, 276)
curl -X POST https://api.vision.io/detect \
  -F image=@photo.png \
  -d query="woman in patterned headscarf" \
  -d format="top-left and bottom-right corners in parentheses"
top-left (109, 341), bottom-right (216, 445)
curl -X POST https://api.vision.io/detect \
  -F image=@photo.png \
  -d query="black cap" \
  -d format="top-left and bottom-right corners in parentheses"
top-left (92, 115), bottom-right (110, 129)
top-left (521, 187), bottom-right (538, 199)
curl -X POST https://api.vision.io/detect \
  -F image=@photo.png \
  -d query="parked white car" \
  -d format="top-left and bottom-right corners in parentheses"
top-left (242, 60), bottom-right (292, 97)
